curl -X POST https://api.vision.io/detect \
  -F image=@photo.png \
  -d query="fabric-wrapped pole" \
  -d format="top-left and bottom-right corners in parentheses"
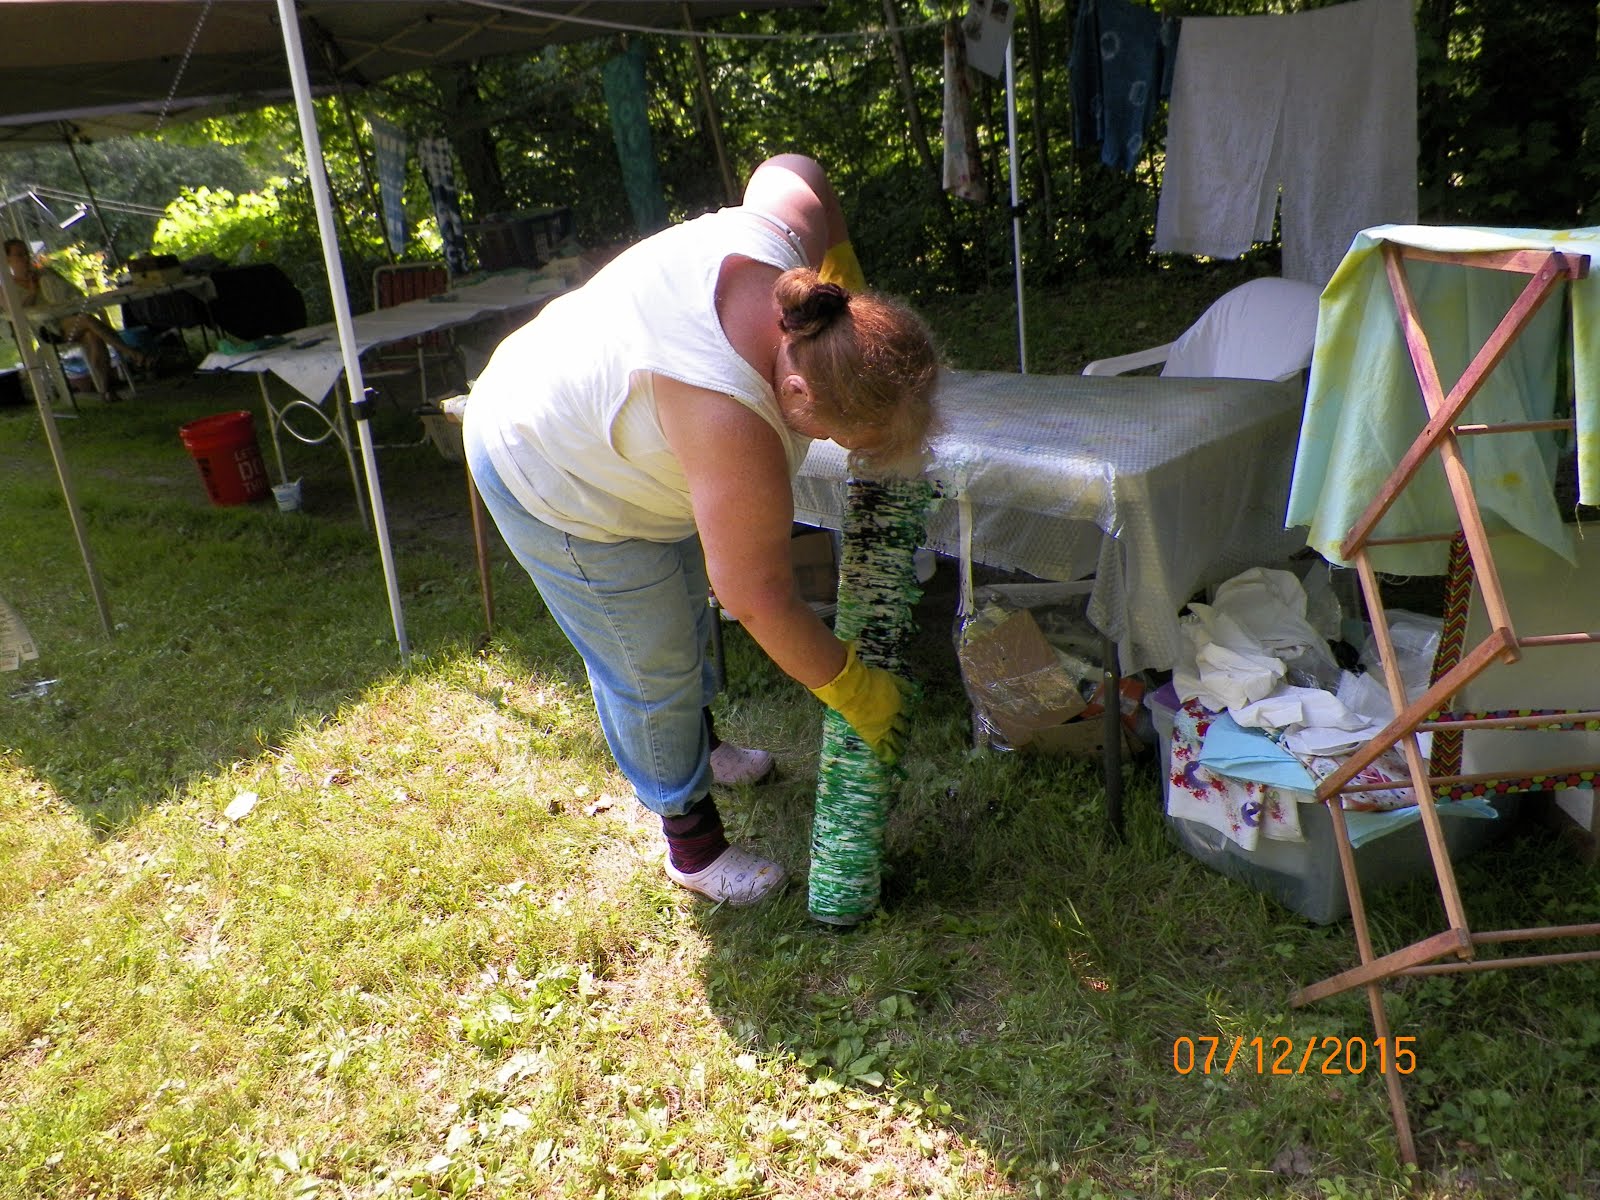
top-left (809, 476), bottom-right (936, 925)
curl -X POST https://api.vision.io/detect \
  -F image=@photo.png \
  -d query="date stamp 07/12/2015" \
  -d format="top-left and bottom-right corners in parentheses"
top-left (1171, 1036), bottom-right (1417, 1077)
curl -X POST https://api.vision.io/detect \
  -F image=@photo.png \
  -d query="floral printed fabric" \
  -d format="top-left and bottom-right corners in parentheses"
top-left (1166, 699), bottom-right (1306, 852)
top-left (1164, 699), bottom-right (1421, 852)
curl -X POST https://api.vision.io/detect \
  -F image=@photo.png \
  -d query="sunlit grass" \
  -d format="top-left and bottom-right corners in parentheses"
top-left (3, 291), bottom-right (1598, 1199)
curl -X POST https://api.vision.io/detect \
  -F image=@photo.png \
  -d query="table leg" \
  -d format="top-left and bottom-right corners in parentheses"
top-left (708, 592), bottom-right (727, 692)
top-left (259, 375), bottom-right (288, 483)
top-left (466, 468), bottom-right (495, 636)
top-left (1101, 632), bottom-right (1124, 841)
top-left (336, 380), bottom-right (369, 529)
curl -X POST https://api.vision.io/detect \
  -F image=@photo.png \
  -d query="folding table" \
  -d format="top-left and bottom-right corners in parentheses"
top-left (793, 368), bottom-right (1308, 832)
top-left (1283, 224), bottom-right (1600, 1165)
top-left (14, 275), bottom-right (216, 407)
top-left (197, 271), bottom-right (569, 524)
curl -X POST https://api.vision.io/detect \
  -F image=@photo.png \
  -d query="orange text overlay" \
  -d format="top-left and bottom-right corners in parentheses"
top-left (1171, 1035), bottom-right (1417, 1076)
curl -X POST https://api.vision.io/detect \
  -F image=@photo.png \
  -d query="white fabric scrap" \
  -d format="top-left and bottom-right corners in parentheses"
top-left (1174, 567), bottom-right (1329, 710)
top-left (1176, 616), bottom-right (1286, 712)
top-left (1175, 567), bottom-right (1406, 758)
top-left (1155, 0), bottom-right (1417, 288)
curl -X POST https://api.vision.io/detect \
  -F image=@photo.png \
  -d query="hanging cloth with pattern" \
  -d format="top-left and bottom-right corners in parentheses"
top-left (417, 138), bottom-right (470, 276)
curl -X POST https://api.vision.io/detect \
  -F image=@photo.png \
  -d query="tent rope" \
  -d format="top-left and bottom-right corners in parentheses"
top-left (100, 0), bottom-right (216, 261)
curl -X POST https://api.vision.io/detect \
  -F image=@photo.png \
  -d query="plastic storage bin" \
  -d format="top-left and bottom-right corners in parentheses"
top-left (1146, 685), bottom-right (1518, 924)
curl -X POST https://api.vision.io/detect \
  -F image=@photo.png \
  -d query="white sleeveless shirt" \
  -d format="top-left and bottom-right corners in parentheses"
top-left (465, 207), bottom-right (812, 543)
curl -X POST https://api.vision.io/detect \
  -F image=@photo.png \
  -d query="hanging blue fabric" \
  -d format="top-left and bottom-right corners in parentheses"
top-left (369, 115), bottom-right (409, 256)
top-left (1069, 0), bottom-right (1179, 172)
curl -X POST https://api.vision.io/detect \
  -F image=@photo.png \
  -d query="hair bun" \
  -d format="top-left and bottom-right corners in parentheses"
top-left (778, 281), bottom-right (850, 337)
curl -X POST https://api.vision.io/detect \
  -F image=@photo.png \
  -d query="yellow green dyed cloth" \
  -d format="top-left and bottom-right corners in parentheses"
top-left (1286, 224), bottom-right (1600, 574)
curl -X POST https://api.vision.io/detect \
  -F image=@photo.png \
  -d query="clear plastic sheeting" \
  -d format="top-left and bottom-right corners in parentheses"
top-left (793, 370), bottom-right (1307, 674)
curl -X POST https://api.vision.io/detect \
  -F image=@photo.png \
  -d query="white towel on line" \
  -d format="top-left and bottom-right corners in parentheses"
top-left (1154, 0), bottom-right (1418, 289)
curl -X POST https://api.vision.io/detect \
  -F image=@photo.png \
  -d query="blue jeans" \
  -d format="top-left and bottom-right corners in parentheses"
top-left (465, 427), bottom-right (715, 817)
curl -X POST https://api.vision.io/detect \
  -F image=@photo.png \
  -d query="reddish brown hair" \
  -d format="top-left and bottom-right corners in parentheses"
top-left (774, 268), bottom-right (940, 470)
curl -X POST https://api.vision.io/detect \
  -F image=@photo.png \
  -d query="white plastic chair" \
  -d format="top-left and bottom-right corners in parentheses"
top-left (1081, 277), bottom-right (1323, 382)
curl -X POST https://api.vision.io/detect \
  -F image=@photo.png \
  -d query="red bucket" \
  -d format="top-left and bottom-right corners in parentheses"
top-left (179, 410), bottom-right (269, 506)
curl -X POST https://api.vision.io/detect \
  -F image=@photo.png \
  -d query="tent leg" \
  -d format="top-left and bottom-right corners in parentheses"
top-left (1005, 37), bottom-right (1027, 375)
top-left (276, 0), bottom-right (408, 663)
top-left (1, 272), bottom-right (111, 637)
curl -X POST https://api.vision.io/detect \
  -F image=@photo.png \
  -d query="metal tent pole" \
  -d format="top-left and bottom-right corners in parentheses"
top-left (274, 0), bottom-right (411, 663)
top-left (0, 261), bottom-right (113, 639)
top-left (1005, 36), bottom-right (1027, 374)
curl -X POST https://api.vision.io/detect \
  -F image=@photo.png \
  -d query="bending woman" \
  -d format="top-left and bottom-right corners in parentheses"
top-left (463, 154), bottom-right (940, 906)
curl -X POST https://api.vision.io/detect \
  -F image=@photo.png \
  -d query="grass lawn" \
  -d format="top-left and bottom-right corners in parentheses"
top-left (2, 276), bottom-right (1598, 1199)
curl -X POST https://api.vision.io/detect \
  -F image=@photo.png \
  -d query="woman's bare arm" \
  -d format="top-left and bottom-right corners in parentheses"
top-left (655, 375), bottom-right (847, 690)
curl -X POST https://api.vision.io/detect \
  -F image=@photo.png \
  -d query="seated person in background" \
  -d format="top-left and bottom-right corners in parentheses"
top-left (4, 239), bottom-right (150, 395)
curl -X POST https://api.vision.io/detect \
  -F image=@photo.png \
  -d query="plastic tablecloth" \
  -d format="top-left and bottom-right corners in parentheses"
top-left (792, 369), bottom-right (1307, 675)
top-left (197, 272), bottom-right (567, 402)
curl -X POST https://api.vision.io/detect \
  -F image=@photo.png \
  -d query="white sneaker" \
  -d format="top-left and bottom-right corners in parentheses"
top-left (709, 742), bottom-right (775, 786)
top-left (664, 846), bottom-right (787, 906)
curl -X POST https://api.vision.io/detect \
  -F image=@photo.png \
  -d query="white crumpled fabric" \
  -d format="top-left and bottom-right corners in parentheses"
top-left (1174, 567), bottom-right (1338, 711)
top-left (1175, 567), bottom-right (1429, 759)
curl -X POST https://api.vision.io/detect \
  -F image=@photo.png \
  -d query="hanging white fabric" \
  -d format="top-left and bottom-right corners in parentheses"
top-left (942, 19), bottom-right (987, 203)
top-left (1154, 0), bottom-right (1417, 288)
top-left (959, 0), bottom-right (1013, 79)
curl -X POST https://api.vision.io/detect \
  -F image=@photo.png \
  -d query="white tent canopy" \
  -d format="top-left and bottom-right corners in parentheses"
top-left (5, 0), bottom-right (819, 659)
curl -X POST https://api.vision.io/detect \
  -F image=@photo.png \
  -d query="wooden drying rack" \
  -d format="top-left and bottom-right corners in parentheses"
top-left (1290, 240), bottom-right (1600, 1167)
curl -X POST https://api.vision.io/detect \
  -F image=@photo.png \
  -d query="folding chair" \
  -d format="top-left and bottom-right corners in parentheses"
top-left (1082, 276), bottom-right (1322, 383)
top-left (364, 261), bottom-right (460, 408)
top-left (1287, 234), bottom-right (1600, 1166)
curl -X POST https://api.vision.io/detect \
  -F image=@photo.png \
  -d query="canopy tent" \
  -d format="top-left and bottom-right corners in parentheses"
top-left (3, 1), bottom-right (818, 146)
top-left (4, 0), bottom-right (819, 660)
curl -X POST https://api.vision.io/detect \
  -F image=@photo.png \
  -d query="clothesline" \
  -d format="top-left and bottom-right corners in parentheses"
top-left (470, 0), bottom-right (943, 41)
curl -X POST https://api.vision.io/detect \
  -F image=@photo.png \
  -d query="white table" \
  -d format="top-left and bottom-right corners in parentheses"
top-left (795, 369), bottom-right (1307, 836)
top-left (197, 271), bottom-right (570, 520)
top-left (26, 273), bottom-right (215, 327)
top-left (198, 272), bottom-right (568, 403)
top-left (794, 369), bottom-right (1308, 677)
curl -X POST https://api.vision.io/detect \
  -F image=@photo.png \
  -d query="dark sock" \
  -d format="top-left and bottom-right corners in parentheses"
top-left (704, 706), bottom-right (721, 752)
top-left (662, 794), bottom-right (729, 874)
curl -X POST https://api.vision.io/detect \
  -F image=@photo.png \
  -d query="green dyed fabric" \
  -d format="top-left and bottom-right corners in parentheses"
top-left (809, 478), bottom-right (936, 925)
top-left (601, 47), bottom-right (669, 237)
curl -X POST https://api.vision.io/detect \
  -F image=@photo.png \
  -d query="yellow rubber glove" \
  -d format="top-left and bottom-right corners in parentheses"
top-left (809, 641), bottom-right (911, 763)
top-left (818, 240), bottom-right (867, 293)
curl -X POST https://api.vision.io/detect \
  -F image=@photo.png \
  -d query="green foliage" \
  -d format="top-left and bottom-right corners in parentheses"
top-left (151, 182), bottom-right (292, 263)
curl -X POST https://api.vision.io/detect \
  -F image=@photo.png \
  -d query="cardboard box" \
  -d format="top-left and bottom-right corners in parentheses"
top-left (958, 608), bottom-right (1089, 749)
top-left (1027, 715), bottom-right (1139, 759)
top-left (791, 530), bottom-right (838, 605)
top-left (132, 266), bottom-right (186, 287)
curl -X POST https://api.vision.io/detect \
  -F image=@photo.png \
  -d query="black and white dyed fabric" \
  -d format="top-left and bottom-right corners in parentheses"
top-left (418, 137), bottom-right (470, 276)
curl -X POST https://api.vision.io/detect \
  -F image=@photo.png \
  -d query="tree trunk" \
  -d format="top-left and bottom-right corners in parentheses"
top-left (434, 65), bottom-right (510, 221)
top-left (880, 0), bottom-right (940, 189)
top-left (881, 0), bottom-right (968, 279)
